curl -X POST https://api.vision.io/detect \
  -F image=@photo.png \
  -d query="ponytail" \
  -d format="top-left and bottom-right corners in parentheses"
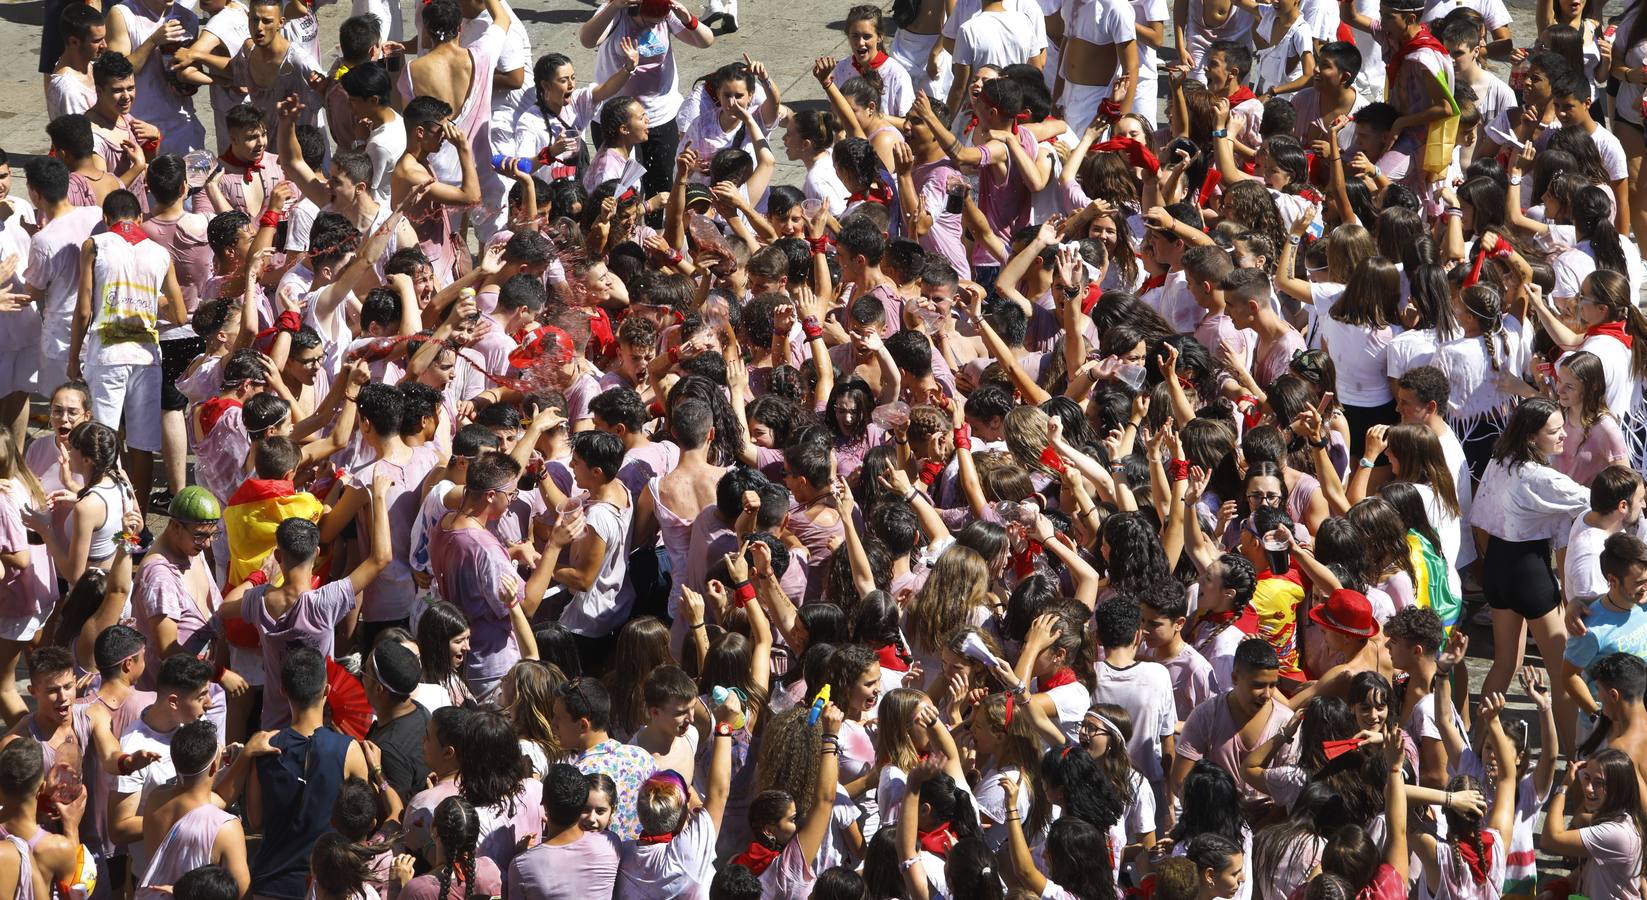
top-left (1585, 268), bottom-right (1647, 379)
top-left (1573, 186), bottom-right (1629, 275)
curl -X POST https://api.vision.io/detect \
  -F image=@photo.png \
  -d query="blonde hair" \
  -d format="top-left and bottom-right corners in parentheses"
top-left (1002, 406), bottom-right (1055, 476)
top-left (875, 688), bottom-right (928, 771)
top-left (1326, 224), bottom-right (1375, 284)
top-left (907, 546), bottom-right (991, 656)
top-left (976, 692), bottom-right (1050, 834)
top-left (0, 439), bottom-right (44, 509)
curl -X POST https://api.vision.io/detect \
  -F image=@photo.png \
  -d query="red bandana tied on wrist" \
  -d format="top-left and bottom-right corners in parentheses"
top-left (221, 150), bottom-right (265, 184)
top-left (1039, 667), bottom-right (1077, 690)
top-left (874, 643), bottom-right (910, 672)
top-left (852, 51), bottom-right (889, 75)
top-left (1589, 320), bottom-right (1633, 349)
top-left (733, 840), bottom-right (781, 875)
top-left (917, 822), bottom-right (957, 858)
top-left (109, 221), bottom-right (149, 245)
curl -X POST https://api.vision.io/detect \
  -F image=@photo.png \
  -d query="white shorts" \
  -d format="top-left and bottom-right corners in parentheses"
top-left (36, 354), bottom-right (69, 400)
top-left (1060, 82), bottom-right (1114, 134)
top-left (0, 345), bottom-right (38, 398)
top-left (1133, 73), bottom-right (1160, 128)
top-left (85, 362), bottom-right (162, 452)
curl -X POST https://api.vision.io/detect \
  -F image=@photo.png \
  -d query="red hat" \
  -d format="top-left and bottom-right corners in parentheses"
top-left (638, 0), bottom-right (671, 16)
top-left (1308, 589), bottom-right (1379, 639)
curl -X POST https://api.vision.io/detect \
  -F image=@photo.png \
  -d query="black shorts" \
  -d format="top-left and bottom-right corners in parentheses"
top-left (1483, 535), bottom-right (1560, 619)
top-left (160, 336), bottom-right (207, 412)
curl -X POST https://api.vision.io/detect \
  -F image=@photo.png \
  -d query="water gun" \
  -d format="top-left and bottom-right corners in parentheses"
top-left (807, 684), bottom-right (831, 726)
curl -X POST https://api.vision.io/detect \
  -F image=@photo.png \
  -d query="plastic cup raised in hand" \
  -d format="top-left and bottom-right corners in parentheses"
top-left (871, 401), bottom-right (910, 431)
top-left (184, 150), bottom-right (215, 189)
top-left (1263, 536), bottom-right (1290, 575)
top-left (558, 492), bottom-right (587, 517)
top-left (1117, 362), bottom-right (1147, 391)
top-left (801, 198), bottom-right (825, 220)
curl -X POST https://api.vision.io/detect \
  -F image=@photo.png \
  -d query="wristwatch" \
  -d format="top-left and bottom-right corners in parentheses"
top-left (1358, 457), bottom-right (1377, 469)
top-left (715, 722), bottom-right (734, 737)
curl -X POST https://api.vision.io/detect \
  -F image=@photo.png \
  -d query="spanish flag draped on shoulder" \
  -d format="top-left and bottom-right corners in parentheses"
top-left (224, 478), bottom-right (324, 585)
top-left (1385, 23), bottom-right (1461, 180)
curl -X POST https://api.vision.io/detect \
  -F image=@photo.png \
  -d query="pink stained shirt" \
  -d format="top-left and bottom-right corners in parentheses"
top-left (1176, 690), bottom-right (1295, 801)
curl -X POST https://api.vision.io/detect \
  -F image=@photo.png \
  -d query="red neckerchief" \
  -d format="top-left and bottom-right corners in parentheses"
top-left (1010, 112), bottom-right (1030, 135)
top-left (109, 221), bottom-right (148, 245)
top-left (1039, 667), bottom-right (1078, 690)
top-left (1139, 272), bottom-right (1168, 293)
top-left (848, 182), bottom-right (893, 205)
top-left (1196, 607), bottom-right (1239, 629)
top-left (1081, 283), bottom-right (1102, 315)
top-left (198, 397), bottom-right (243, 436)
top-left (636, 831), bottom-right (676, 845)
top-left (1090, 137), bottom-right (1161, 174)
top-left (1227, 85), bottom-right (1259, 107)
top-left (588, 306), bottom-right (616, 357)
top-left (853, 50), bottom-right (889, 75)
top-left (962, 115), bottom-right (979, 137)
top-left (918, 460), bottom-right (945, 486)
top-left (1385, 25), bottom-right (1447, 98)
top-left (875, 643), bottom-right (910, 672)
top-left (221, 150), bottom-right (265, 184)
top-left (917, 822), bottom-right (956, 858)
top-left (1455, 830), bottom-right (1496, 885)
top-left (1589, 320), bottom-right (1633, 349)
top-left (1012, 541), bottom-right (1043, 577)
top-left (733, 840), bottom-right (781, 875)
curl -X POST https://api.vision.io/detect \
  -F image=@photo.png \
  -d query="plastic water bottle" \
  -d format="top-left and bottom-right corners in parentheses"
top-left (491, 154), bottom-right (535, 174)
top-left (711, 686), bottom-right (746, 730)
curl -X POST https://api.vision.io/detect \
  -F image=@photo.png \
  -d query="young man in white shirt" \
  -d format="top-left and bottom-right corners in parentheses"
top-left (1565, 465), bottom-right (1647, 621)
top-left (1550, 69), bottom-right (1630, 236)
top-left (1438, 16), bottom-right (1512, 165)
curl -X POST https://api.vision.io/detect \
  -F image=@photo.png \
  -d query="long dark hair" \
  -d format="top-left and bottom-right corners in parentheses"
top-left (457, 710), bottom-right (529, 812)
top-left (416, 601), bottom-right (470, 685)
top-left (1332, 257), bottom-right (1399, 328)
top-left (1584, 269), bottom-right (1647, 378)
top-left (1492, 397), bottom-right (1561, 470)
top-left (1254, 782), bottom-right (1350, 895)
top-left (69, 421), bottom-right (127, 500)
top-left (1045, 817), bottom-right (1117, 900)
top-left (1378, 479), bottom-right (1445, 556)
top-left (1171, 760), bottom-right (1246, 844)
top-left (1572, 185), bottom-right (1629, 275)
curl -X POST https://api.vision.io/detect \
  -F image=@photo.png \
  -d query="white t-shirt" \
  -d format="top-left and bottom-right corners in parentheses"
top-left (462, 2), bottom-right (532, 116)
top-left (116, 716), bottom-right (178, 873)
top-left (942, 0), bottom-right (1047, 57)
top-left (955, 10), bottom-right (1041, 70)
top-left (351, 0), bottom-right (403, 44)
top-left (559, 499), bottom-right (634, 637)
top-left (1386, 327), bottom-right (1440, 379)
top-left (1253, 9), bottom-right (1313, 93)
top-left (1587, 124), bottom-right (1629, 184)
top-left (1318, 316), bottom-right (1395, 406)
top-left (364, 114), bottom-right (407, 207)
top-left (830, 55), bottom-right (916, 118)
top-left (804, 150), bottom-right (852, 217)
top-left (1422, 0), bottom-right (1510, 31)
top-left (1299, 0), bottom-right (1338, 41)
top-left (1093, 658), bottom-right (1176, 782)
top-left (593, 12), bottom-right (688, 127)
top-left (26, 207), bottom-right (104, 362)
top-left (616, 806), bottom-right (716, 898)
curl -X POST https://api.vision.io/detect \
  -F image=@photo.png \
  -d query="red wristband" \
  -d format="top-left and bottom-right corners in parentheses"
top-left (276, 310), bottom-right (303, 333)
top-left (807, 236), bottom-right (830, 255)
top-left (686, 14), bottom-right (700, 29)
top-left (801, 316), bottom-right (823, 339)
top-left (667, 250), bottom-right (683, 266)
top-left (259, 209), bottom-right (286, 228)
top-left (953, 424), bottom-right (971, 447)
top-left (733, 580), bottom-right (756, 607)
top-left (668, 346), bottom-right (681, 363)
top-left (1167, 459), bottom-right (1190, 482)
top-left (245, 569), bottom-right (269, 587)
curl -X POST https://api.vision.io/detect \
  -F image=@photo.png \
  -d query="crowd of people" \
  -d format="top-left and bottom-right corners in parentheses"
top-left (2, 0), bottom-right (1647, 896)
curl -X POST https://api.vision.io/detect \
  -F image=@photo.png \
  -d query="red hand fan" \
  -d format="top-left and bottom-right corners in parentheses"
top-left (325, 658), bottom-right (373, 740)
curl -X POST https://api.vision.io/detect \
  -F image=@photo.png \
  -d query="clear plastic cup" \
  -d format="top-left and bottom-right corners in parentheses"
top-left (801, 198), bottom-right (825, 220)
top-left (871, 401), bottom-right (910, 431)
top-left (184, 149), bottom-right (215, 189)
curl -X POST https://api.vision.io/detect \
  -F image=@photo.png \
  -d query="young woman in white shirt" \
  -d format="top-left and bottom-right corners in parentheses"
top-left (1317, 256), bottom-right (1398, 459)
top-left (1469, 397), bottom-right (1588, 699)
top-left (780, 110), bottom-right (851, 217)
top-left (1437, 282), bottom-right (1524, 486)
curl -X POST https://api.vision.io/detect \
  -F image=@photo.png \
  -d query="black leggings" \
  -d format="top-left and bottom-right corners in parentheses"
top-left (635, 117), bottom-right (681, 199)
top-left (1459, 415), bottom-right (1505, 490)
top-left (1483, 536), bottom-right (1560, 619)
top-left (1343, 400), bottom-right (1398, 461)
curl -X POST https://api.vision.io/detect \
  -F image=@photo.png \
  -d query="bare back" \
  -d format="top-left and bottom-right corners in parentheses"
top-left (407, 45), bottom-right (476, 117)
top-left (658, 461), bottom-right (725, 522)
